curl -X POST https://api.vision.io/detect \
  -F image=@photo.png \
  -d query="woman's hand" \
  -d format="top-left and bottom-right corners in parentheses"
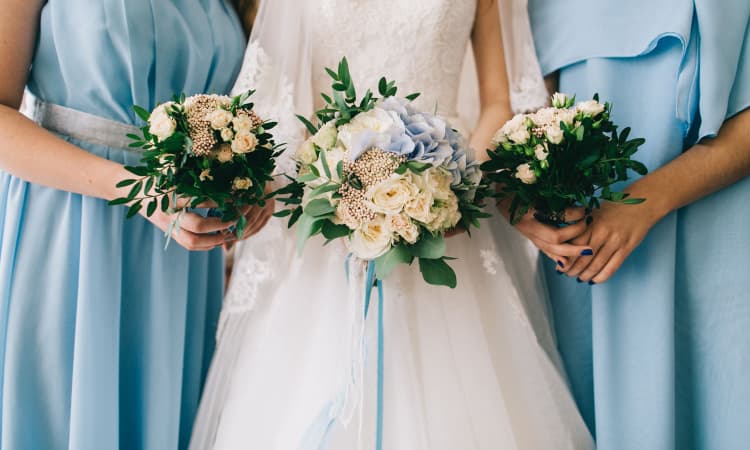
top-left (556, 199), bottom-right (662, 283)
top-left (224, 198), bottom-right (276, 249)
top-left (140, 204), bottom-right (233, 252)
top-left (497, 198), bottom-right (593, 267)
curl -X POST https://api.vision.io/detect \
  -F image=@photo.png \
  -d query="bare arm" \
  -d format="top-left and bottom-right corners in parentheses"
top-left (564, 108), bottom-right (750, 283)
top-left (469, 0), bottom-right (513, 158)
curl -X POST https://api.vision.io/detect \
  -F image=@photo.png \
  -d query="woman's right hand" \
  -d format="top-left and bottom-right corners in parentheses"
top-left (140, 206), bottom-right (234, 251)
top-left (497, 198), bottom-right (594, 269)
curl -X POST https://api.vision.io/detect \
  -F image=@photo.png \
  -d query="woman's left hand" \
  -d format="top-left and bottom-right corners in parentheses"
top-left (557, 196), bottom-right (663, 284)
top-left (224, 198), bottom-right (276, 249)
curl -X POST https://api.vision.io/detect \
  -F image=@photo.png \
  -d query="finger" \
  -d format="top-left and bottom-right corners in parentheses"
top-left (563, 207), bottom-right (587, 224)
top-left (563, 236), bottom-right (602, 278)
top-left (592, 249), bottom-right (627, 284)
top-left (173, 228), bottom-right (226, 251)
top-left (558, 231), bottom-right (592, 273)
top-left (543, 242), bottom-right (595, 258)
top-left (180, 212), bottom-right (234, 234)
top-left (521, 218), bottom-right (586, 245)
top-left (577, 240), bottom-right (619, 283)
top-left (242, 208), bottom-right (272, 240)
top-left (539, 248), bottom-right (568, 272)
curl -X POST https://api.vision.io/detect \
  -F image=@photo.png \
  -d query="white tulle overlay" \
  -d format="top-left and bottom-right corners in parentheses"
top-left (190, 1), bottom-right (592, 449)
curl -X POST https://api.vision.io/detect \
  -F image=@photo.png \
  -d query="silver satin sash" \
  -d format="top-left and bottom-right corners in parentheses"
top-left (21, 91), bottom-right (142, 151)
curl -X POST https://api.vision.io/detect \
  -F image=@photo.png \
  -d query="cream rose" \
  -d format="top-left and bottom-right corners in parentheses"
top-left (530, 107), bottom-right (557, 127)
top-left (389, 213), bottom-right (419, 244)
top-left (404, 191), bottom-right (435, 224)
top-left (545, 124), bottom-right (564, 145)
top-left (296, 138), bottom-right (317, 165)
top-left (220, 127), bottom-right (234, 142)
top-left (231, 131), bottom-right (258, 154)
top-left (515, 163), bottom-right (537, 185)
top-left (423, 168), bottom-right (453, 200)
top-left (232, 115), bottom-right (255, 134)
top-left (508, 127), bottom-right (531, 145)
top-left (427, 193), bottom-right (460, 232)
top-left (348, 215), bottom-right (393, 260)
top-left (337, 107), bottom-right (394, 152)
top-left (576, 100), bottom-right (605, 117)
top-left (557, 108), bottom-right (577, 125)
top-left (149, 103), bottom-right (176, 141)
top-left (311, 122), bottom-right (338, 150)
top-left (232, 177), bottom-right (253, 190)
top-left (207, 109), bottom-right (233, 130)
top-left (366, 175), bottom-right (418, 215)
top-left (534, 144), bottom-right (549, 161)
top-left (491, 128), bottom-right (508, 146)
top-left (215, 144), bottom-right (234, 163)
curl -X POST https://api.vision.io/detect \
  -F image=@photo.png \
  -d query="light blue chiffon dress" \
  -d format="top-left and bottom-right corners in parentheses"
top-left (530, 1), bottom-right (750, 449)
top-left (0, 1), bottom-right (244, 449)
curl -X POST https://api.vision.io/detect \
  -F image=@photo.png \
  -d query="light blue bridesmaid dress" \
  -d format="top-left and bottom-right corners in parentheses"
top-left (529, 1), bottom-right (750, 449)
top-left (0, 1), bottom-right (244, 449)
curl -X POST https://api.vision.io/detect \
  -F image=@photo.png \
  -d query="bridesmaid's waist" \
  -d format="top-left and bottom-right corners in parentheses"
top-left (21, 90), bottom-right (142, 151)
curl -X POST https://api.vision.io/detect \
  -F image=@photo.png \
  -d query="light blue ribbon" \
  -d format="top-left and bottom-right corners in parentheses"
top-left (363, 263), bottom-right (385, 450)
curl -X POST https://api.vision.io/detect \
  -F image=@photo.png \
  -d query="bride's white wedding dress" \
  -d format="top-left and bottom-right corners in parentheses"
top-left (190, 1), bottom-right (593, 449)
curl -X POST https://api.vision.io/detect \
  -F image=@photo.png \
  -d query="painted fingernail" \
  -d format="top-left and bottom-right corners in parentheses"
top-left (557, 260), bottom-right (565, 268)
top-left (576, 277), bottom-right (583, 283)
top-left (588, 280), bottom-right (596, 285)
top-left (581, 249), bottom-right (594, 256)
top-left (586, 216), bottom-right (594, 225)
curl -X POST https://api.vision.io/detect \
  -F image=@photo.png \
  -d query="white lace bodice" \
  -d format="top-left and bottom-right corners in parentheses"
top-left (310, 0), bottom-right (477, 121)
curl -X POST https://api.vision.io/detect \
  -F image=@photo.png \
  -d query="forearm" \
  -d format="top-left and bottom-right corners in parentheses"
top-left (627, 108), bottom-right (750, 220)
top-left (0, 104), bottom-right (130, 201)
top-left (471, 103), bottom-right (512, 162)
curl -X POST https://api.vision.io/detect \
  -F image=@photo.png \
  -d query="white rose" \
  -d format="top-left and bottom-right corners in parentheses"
top-left (365, 175), bottom-right (418, 215)
top-left (220, 127), bottom-right (234, 142)
top-left (491, 128), bottom-right (508, 146)
top-left (199, 169), bottom-right (213, 182)
top-left (502, 113), bottom-right (527, 133)
top-left (389, 213), bottom-right (419, 244)
top-left (534, 144), bottom-right (549, 161)
top-left (576, 100), bottom-right (605, 117)
top-left (149, 103), bottom-right (176, 141)
top-left (348, 215), bottom-right (393, 260)
top-left (296, 138), bottom-right (318, 165)
top-left (231, 131), bottom-right (258, 154)
top-left (404, 191), bottom-right (435, 224)
top-left (334, 203), bottom-right (361, 230)
top-left (232, 115), bottom-right (255, 133)
top-left (215, 144), bottom-right (234, 163)
top-left (545, 124), bottom-right (564, 145)
top-left (515, 163), bottom-right (537, 185)
top-left (557, 108), bottom-right (577, 125)
top-left (551, 92), bottom-right (570, 108)
top-left (530, 107), bottom-right (557, 127)
top-left (232, 177), bottom-right (253, 190)
top-left (207, 109), bottom-right (233, 130)
top-left (422, 168), bottom-right (452, 200)
top-left (508, 127), bottom-right (531, 145)
top-left (337, 107), bottom-right (394, 154)
top-left (426, 193), bottom-right (460, 232)
top-left (311, 122), bottom-right (338, 150)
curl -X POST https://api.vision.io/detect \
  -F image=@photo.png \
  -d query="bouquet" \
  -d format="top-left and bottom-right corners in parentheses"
top-left (481, 93), bottom-right (648, 225)
top-left (276, 58), bottom-right (489, 288)
top-left (110, 91), bottom-right (280, 241)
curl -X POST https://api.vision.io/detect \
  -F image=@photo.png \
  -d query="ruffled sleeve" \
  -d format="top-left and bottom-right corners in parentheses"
top-left (695, 0), bottom-right (750, 139)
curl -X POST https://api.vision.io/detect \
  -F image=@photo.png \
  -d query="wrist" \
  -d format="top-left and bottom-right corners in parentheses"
top-left (625, 178), bottom-right (672, 224)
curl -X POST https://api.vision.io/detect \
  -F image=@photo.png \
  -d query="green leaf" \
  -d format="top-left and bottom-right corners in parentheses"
top-left (408, 234), bottom-right (446, 259)
top-left (126, 201), bottom-right (142, 219)
top-left (309, 182), bottom-right (341, 198)
top-left (622, 197), bottom-right (646, 205)
top-left (128, 181), bottom-right (143, 200)
top-left (336, 160), bottom-right (345, 180)
top-left (405, 92), bottom-right (421, 101)
top-left (374, 245), bottom-right (413, 279)
top-left (305, 198), bottom-right (336, 217)
top-left (296, 114), bottom-right (318, 135)
top-left (321, 221), bottom-right (350, 240)
top-left (325, 67), bottom-right (339, 81)
top-left (146, 199), bottom-right (157, 216)
top-left (108, 197), bottom-right (130, 206)
top-left (418, 258), bottom-right (457, 288)
top-left (319, 149), bottom-right (332, 179)
top-left (273, 209), bottom-right (293, 218)
top-left (133, 105), bottom-right (151, 123)
top-left (116, 179), bottom-right (137, 188)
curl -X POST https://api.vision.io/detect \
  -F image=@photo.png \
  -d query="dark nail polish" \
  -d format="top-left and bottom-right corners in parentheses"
top-left (588, 280), bottom-right (596, 285)
top-left (557, 260), bottom-right (564, 268)
top-left (581, 249), bottom-right (594, 256)
top-left (576, 277), bottom-right (583, 283)
top-left (586, 216), bottom-right (594, 225)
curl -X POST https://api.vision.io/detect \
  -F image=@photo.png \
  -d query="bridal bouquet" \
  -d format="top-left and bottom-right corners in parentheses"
top-left (110, 91), bottom-right (280, 240)
top-left (481, 93), bottom-right (648, 225)
top-left (275, 58), bottom-right (489, 288)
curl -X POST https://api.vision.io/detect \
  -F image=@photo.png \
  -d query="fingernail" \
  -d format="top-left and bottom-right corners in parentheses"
top-left (586, 216), bottom-right (594, 225)
top-left (581, 249), bottom-right (593, 256)
top-left (588, 280), bottom-right (596, 285)
top-left (576, 277), bottom-right (583, 283)
top-left (557, 260), bottom-right (565, 268)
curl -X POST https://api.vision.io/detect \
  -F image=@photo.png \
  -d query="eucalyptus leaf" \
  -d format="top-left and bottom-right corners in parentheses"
top-left (375, 245), bottom-right (413, 279)
top-left (418, 258), bottom-right (457, 288)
